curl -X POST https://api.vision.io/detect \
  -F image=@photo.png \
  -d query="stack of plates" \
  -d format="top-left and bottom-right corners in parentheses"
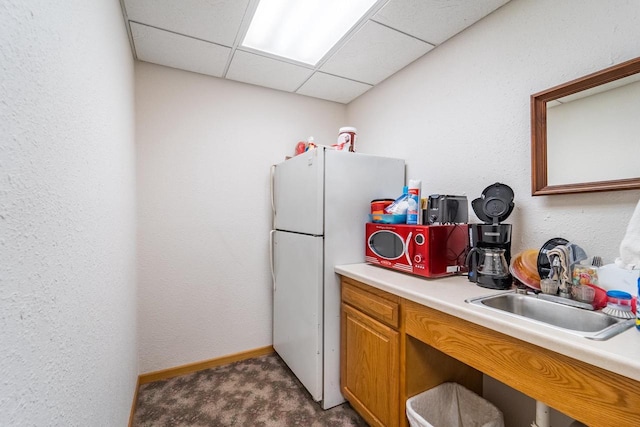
top-left (510, 249), bottom-right (541, 290)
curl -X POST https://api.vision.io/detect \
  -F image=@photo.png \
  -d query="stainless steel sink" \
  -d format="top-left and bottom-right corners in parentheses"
top-left (466, 291), bottom-right (635, 340)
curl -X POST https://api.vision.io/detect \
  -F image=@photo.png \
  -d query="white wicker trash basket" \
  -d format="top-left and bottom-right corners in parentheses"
top-left (406, 382), bottom-right (504, 427)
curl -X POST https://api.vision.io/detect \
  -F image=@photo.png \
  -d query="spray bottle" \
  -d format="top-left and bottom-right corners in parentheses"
top-left (406, 179), bottom-right (421, 225)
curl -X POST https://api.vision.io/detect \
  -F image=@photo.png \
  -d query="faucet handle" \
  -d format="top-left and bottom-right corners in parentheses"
top-left (514, 281), bottom-right (530, 295)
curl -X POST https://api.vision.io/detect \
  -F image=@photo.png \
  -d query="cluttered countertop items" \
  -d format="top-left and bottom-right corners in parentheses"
top-left (362, 180), bottom-right (640, 340)
top-left (365, 182), bottom-right (516, 288)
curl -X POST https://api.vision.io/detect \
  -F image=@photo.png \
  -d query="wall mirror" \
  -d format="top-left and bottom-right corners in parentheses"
top-left (531, 57), bottom-right (640, 195)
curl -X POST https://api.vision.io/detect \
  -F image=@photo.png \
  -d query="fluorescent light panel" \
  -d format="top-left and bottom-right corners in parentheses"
top-left (242, 0), bottom-right (377, 65)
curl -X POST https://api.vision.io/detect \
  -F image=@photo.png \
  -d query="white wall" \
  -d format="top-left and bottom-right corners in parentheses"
top-left (347, 0), bottom-right (640, 425)
top-left (135, 62), bottom-right (345, 372)
top-left (348, 0), bottom-right (640, 270)
top-left (0, 1), bottom-right (137, 426)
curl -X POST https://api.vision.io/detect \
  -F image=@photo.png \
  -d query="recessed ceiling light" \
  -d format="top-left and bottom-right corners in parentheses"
top-left (242, 0), bottom-right (378, 66)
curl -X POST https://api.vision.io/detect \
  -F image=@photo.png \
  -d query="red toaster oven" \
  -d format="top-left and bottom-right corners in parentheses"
top-left (365, 223), bottom-right (468, 278)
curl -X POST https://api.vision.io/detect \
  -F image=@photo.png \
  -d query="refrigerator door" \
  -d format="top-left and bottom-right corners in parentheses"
top-left (272, 230), bottom-right (323, 401)
top-left (321, 150), bottom-right (406, 409)
top-left (273, 148), bottom-right (324, 235)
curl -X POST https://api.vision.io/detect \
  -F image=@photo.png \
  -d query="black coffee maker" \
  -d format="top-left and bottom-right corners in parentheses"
top-left (466, 183), bottom-right (514, 290)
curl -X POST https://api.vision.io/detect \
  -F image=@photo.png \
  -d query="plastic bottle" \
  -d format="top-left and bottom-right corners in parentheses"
top-left (636, 277), bottom-right (640, 331)
top-left (385, 186), bottom-right (409, 215)
top-left (406, 179), bottom-right (421, 225)
top-left (305, 136), bottom-right (316, 151)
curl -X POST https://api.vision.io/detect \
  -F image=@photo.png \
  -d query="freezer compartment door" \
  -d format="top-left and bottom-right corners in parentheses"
top-left (272, 231), bottom-right (323, 401)
top-left (273, 148), bottom-right (324, 235)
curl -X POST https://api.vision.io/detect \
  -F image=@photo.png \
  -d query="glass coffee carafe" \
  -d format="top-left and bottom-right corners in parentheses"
top-left (478, 248), bottom-right (509, 277)
top-left (467, 247), bottom-right (512, 289)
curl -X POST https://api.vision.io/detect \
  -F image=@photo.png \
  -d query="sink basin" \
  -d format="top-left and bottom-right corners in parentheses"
top-left (466, 291), bottom-right (635, 340)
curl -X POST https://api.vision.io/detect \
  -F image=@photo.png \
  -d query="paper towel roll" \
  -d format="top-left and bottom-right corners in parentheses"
top-left (617, 197), bottom-right (640, 269)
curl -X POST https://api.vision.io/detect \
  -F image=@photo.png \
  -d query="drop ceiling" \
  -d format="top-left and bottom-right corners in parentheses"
top-left (122, 0), bottom-right (510, 104)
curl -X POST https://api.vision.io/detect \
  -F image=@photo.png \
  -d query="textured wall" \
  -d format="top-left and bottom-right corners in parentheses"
top-left (346, 0), bottom-right (640, 425)
top-left (135, 62), bottom-right (346, 373)
top-left (348, 0), bottom-right (640, 265)
top-left (0, 1), bottom-right (137, 425)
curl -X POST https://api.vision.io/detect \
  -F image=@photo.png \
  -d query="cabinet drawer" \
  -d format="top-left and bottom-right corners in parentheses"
top-left (342, 279), bottom-right (399, 329)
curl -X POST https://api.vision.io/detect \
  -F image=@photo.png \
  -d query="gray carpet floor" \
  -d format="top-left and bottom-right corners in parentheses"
top-left (133, 353), bottom-right (368, 426)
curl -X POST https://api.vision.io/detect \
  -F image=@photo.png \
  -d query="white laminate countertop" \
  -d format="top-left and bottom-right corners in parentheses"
top-left (335, 263), bottom-right (640, 383)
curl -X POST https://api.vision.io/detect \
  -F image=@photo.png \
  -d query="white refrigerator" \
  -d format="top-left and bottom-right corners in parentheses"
top-left (270, 147), bottom-right (404, 409)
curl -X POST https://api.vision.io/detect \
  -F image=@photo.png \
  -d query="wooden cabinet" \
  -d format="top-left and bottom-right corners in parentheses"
top-left (403, 299), bottom-right (640, 427)
top-left (341, 276), bottom-right (485, 427)
top-left (339, 273), bottom-right (640, 427)
top-left (341, 278), bottom-right (400, 427)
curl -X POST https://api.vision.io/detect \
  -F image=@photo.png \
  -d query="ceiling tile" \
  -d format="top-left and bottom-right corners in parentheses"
top-left (296, 73), bottom-right (372, 104)
top-left (373, 0), bottom-right (510, 45)
top-left (121, 0), bottom-right (511, 103)
top-left (226, 50), bottom-right (314, 93)
top-left (131, 23), bottom-right (230, 77)
top-left (320, 21), bottom-right (433, 86)
top-left (123, 0), bottom-right (250, 46)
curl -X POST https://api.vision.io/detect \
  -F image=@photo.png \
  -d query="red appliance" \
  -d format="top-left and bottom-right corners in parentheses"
top-left (365, 223), bottom-right (468, 278)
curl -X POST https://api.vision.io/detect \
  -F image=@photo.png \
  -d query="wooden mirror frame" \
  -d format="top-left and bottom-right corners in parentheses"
top-left (531, 57), bottom-right (640, 195)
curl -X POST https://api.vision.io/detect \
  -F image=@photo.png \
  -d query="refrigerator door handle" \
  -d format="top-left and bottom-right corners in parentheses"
top-left (405, 232), bottom-right (413, 266)
top-left (269, 229), bottom-right (276, 291)
top-left (270, 164), bottom-right (276, 229)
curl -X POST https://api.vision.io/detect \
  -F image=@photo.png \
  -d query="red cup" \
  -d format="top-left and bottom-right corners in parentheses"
top-left (371, 199), bottom-right (394, 221)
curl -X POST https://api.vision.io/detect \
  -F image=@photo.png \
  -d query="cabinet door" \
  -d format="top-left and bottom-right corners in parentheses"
top-left (341, 303), bottom-right (399, 427)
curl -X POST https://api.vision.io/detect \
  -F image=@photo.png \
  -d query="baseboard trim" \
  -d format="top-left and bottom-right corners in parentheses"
top-left (138, 345), bottom-right (275, 385)
top-left (128, 375), bottom-right (140, 427)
